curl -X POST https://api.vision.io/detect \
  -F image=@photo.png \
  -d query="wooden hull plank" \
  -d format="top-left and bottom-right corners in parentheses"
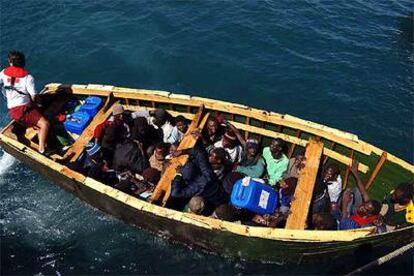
top-left (286, 139), bottom-right (324, 230)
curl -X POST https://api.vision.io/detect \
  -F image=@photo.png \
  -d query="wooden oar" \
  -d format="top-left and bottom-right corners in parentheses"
top-left (285, 139), bottom-right (324, 230)
top-left (149, 105), bottom-right (207, 205)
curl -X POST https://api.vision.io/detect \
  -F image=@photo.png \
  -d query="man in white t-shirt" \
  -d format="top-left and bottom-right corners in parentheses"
top-left (213, 130), bottom-right (242, 165)
top-left (0, 51), bottom-right (50, 154)
top-left (131, 108), bottom-right (178, 144)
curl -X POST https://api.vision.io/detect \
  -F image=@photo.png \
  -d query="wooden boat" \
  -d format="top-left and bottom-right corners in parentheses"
top-left (0, 83), bottom-right (413, 266)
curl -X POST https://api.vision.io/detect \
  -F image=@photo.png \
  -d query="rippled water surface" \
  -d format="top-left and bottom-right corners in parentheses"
top-left (1, 0), bottom-right (413, 274)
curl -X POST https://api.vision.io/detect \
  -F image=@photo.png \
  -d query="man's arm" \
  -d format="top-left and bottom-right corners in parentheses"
top-left (350, 160), bottom-right (370, 202)
top-left (224, 121), bottom-right (246, 147)
top-left (26, 75), bottom-right (37, 102)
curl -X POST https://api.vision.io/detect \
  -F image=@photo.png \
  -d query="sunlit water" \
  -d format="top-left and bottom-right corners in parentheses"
top-left (1, 0), bottom-right (413, 274)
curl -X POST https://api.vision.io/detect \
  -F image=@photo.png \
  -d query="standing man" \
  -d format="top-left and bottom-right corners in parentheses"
top-left (0, 51), bottom-right (50, 154)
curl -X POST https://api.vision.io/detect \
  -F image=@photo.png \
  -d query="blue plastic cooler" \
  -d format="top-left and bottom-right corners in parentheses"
top-left (63, 111), bottom-right (91, 135)
top-left (231, 177), bottom-right (278, 215)
top-left (79, 96), bottom-right (102, 117)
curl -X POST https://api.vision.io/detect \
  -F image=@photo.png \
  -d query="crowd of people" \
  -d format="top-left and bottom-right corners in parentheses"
top-left (67, 103), bottom-right (413, 232)
top-left (1, 51), bottom-right (413, 232)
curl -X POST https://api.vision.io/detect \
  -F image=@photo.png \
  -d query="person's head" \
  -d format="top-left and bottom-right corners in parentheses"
top-left (279, 177), bottom-right (298, 196)
top-left (112, 104), bottom-right (124, 123)
top-left (392, 183), bottom-right (414, 205)
top-left (142, 167), bottom-right (161, 184)
top-left (131, 117), bottom-right (149, 141)
top-left (356, 200), bottom-right (382, 217)
top-left (207, 116), bottom-right (219, 136)
top-left (8, 50), bottom-right (25, 68)
top-left (153, 109), bottom-right (168, 127)
top-left (294, 150), bottom-right (305, 168)
top-left (222, 130), bottom-right (237, 149)
top-left (188, 196), bottom-right (205, 215)
top-left (169, 142), bottom-right (179, 155)
top-left (312, 213), bottom-right (337, 230)
top-left (175, 115), bottom-right (188, 133)
top-left (154, 142), bottom-right (169, 161)
top-left (322, 163), bottom-right (340, 183)
top-left (86, 142), bottom-right (102, 161)
top-left (245, 139), bottom-right (260, 157)
top-left (209, 147), bottom-right (227, 169)
top-left (212, 204), bottom-right (235, 222)
top-left (270, 138), bottom-right (286, 159)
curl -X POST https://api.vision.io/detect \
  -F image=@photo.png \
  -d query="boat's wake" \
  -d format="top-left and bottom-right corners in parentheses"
top-left (0, 151), bottom-right (16, 176)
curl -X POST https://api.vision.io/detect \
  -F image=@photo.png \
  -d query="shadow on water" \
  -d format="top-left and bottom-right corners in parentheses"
top-left (397, 12), bottom-right (414, 52)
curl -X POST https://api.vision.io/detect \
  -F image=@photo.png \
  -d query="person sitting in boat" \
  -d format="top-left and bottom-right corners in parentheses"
top-left (221, 172), bottom-right (245, 197)
top-left (213, 129), bottom-right (243, 165)
top-left (211, 204), bottom-right (239, 222)
top-left (201, 116), bottom-right (225, 151)
top-left (235, 139), bottom-right (265, 179)
top-left (149, 142), bottom-right (169, 172)
top-left (311, 163), bottom-right (343, 214)
top-left (278, 177), bottom-right (298, 215)
top-left (282, 150), bottom-right (305, 179)
top-left (208, 147), bottom-right (231, 181)
top-left (165, 142), bottom-right (179, 160)
top-left (312, 212), bottom-right (337, 230)
top-left (131, 108), bottom-right (179, 144)
top-left (85, 143), bottom-right (117, 186)
top-left (171, 115), bottom-right (188, 143)
top-left (324, 163), bottom-right (342, 208)
top-left (380, 182), bottom-right (414, 230)
top-left (338, 161), bottom-right (384, 230)
top-left (250, 177), bottom-right (298, 228)
top-left (112, 139), bottom-right (149, 176)
top-left (130, 116), bottom-right (160, 157)
top-left (170, 146), bottom-right (228, 213)
top-left (94, 104), bottom-right (130, 159)
top-left (186, 196), bottom-right (205, 215)
top-left (0, 51), bottom-right (51, 155)
top-left (262, 138), bottom-right (289, 186)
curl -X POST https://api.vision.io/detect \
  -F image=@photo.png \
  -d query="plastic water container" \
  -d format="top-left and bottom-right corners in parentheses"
top-left (64, 111), bottom-right (91, 135)
top-left (79, 96), bottom-right (102, 117)
top-left (231, 177), bottom-right (279, 215)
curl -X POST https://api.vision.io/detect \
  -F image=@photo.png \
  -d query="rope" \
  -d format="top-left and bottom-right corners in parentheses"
top-left (346, 241), bottom-right (414, 276)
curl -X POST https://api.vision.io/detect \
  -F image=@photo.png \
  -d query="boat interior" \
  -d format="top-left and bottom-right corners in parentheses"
top-left (1, 83), bottom-right (413, 234)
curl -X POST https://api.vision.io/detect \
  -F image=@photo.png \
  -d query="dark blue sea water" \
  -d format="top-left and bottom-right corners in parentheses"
top-left (1, 0), bottom-right (413, 274)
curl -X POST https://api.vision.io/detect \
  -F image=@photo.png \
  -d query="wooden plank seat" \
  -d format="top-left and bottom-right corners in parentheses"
top-left (150, 105), bottom-right (209, 206)
top-left (285, 139), bottom-right (324, 230)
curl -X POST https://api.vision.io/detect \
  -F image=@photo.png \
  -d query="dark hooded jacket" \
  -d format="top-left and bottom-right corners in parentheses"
top-left (171, 146), bottom-right (228, 206)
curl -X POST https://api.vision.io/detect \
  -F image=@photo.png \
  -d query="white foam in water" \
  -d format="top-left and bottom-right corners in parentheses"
top-left (0, 151), bottom-right (16, 176)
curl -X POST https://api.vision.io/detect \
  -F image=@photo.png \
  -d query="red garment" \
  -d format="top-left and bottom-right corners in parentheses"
top-left (9, 104), bottom-right (42, 127)
top-left (351, 214), bottom-right (378, 226)
top-left (3, 66), bottom-right (29, 78)
top-left (93, 120), bottom-right (116, 140)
